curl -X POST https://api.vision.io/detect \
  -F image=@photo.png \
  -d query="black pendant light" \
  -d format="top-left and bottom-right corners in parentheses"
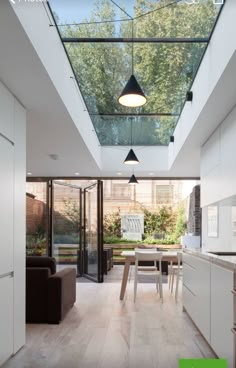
top-left (124, 118), bottom-right (139, 165)
top-left (118, 20), bottom-right (147, 108)
top-left (124, 148), bottom-right (139, 165)
top-left (118, 75), bottom-right (146, 108)
top-left (128, 173), bottom-right (139, 185)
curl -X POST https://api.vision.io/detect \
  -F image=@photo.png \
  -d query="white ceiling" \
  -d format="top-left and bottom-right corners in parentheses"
top-left (0, 1), bottom-right (234, 179)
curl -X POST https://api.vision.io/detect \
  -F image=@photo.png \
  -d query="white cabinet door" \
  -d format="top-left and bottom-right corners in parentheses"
top-left (0, 137), bottom-right (14, 275)
top-left (0, 82), bottom-right (14, 142)
top-left (0, 275), bottom-right (13, 366)
top-left (183, 254), bottom-right (211, 343)
top-left (183, 285), bottom-right (197, 324)
top-left (194, 258), bottom-right (211, 343)
top-left (211, 263), bottom-right (234, 367)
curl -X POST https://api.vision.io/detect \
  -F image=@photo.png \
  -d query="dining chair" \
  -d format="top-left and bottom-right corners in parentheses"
top-left (129, 248), bottom-right (157, 282)
top-left (134, 251), bottom-right (163, 302)
top-left (175, 252), bottom-right (182, 301)
top-left (168, 252), bottom-right (182, 301)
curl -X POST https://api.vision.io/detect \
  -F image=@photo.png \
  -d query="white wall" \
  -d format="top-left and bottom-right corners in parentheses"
top-left (0, 81), bottom-right (26, 365)
top-left (101, 146), bottom-right (169, 175)
top-left (201, 105), bottom-right (236, 251)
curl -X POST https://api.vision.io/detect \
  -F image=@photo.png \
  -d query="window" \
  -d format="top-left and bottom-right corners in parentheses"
top-left (156, 185), bottom-right (173, 204)
top-left (112, 183), bottom-right (131, 199)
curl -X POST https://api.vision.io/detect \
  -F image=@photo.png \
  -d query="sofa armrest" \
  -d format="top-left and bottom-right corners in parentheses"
top-left (47, 268), bottom-right (76, 323)
top-left (26, 267), bottom-right (50, 323)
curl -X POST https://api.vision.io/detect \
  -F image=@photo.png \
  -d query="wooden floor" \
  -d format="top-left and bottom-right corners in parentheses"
top-left (3, 266), bottom-right (215, 368)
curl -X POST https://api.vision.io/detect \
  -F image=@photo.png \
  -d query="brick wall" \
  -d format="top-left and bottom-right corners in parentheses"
top-left (26, 193), bottom-right (47, 235)
top-left (187, 185), bottom-right (201, 236)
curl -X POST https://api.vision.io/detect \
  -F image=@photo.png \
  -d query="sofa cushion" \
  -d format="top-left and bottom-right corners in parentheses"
top-left (26, 256), bottom-right (57, 275)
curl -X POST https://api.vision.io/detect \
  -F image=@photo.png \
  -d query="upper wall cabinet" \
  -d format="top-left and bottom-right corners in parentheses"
top-left (201, 106), bottom-right (236, 207)
top-left (0, 82), bottom-right (14, 142)
top-left (201, 128), bottom-right (220, 178)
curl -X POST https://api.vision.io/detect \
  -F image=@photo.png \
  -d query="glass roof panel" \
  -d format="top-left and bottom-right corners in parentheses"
top-left (65, 42), bottom-right (206, 115)
top-left (91, 115), bottom-right (178, 146)
top-left (48, 0), bottom-right (224, 146)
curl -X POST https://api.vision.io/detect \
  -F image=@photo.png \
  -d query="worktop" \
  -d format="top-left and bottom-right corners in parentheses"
top-left (183, 248), bottom-right (236, 271)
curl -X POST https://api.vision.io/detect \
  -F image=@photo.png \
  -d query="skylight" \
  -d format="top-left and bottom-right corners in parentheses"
top-left (48, 0), bottom-right (223, 146)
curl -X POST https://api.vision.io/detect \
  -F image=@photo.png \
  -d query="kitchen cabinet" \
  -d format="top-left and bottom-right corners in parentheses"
top-left (211, 263), bottom-right (234, 368)
top-left (183, 252), bottom-right (235, 367)
top-left (183, 253), bottom-right (211, 342)
top-left (0, 275), bottom-right (13, 366)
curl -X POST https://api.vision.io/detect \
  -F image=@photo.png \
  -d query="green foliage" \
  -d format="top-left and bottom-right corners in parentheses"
top-left (63, 199), bottom-right (80, 231)
top-left (54, 233), bottom-right (79, 245)
top-left (104, 209), bottom-right (121, 238)
top-left (173, 205), bottom-right (187, 241)
top-left (104, 236), bottom-right (138, 244)
top-left (143, 237), bottom-right (175, 245)
top-left (143, 206), bottom-right (175, 236)
top-left (26, 234), bottom-right (47, 256)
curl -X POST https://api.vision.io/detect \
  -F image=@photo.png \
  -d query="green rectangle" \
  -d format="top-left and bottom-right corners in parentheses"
top-left (179, 359), bottom-right (227, 368)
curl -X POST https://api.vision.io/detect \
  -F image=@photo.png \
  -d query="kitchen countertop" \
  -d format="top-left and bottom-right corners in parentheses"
top-left (183, 248), bottom-right (236, 271)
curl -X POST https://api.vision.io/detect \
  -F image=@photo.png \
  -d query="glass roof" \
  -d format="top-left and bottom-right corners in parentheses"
top-left (49, 0), bottom-right (223, 146)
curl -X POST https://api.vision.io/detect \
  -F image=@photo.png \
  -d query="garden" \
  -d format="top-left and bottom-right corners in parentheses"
top-left (104, 206), bottom-right (186, 263)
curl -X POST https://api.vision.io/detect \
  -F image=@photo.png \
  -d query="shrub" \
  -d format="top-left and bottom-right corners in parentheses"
top-left (172, 205), bottom-right (187, 241)
top-left (104, 209), bottom-right (121, 238)
top-left (104, 235), bottom-right (138, 244)
top-left (54, 233), bottom-right (79, 244)
top-left (143, 206), bottom-right (175, 236)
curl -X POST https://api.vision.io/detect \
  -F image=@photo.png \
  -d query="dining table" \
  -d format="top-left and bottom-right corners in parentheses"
top-left (119, 250), bottom-right (181, 300)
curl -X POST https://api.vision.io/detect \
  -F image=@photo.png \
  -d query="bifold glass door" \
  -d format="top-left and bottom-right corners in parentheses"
top-left (52, 181), bottom-right (82, 275)
top-left (83, 180), bottom-right (103, 282)
top-left (26, 179), bottom-right (103, 281)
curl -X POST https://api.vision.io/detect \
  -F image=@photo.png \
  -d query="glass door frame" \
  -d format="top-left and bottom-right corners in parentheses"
top-left (83, 180), bottom-right (103, 283)
top-left (49, 180), bottom-right (83, 277)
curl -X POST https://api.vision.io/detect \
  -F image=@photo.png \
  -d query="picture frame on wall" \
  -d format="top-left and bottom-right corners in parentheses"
top-left (232, 206), bottom-right (236, 236)
top-left (207, 205), bottom-right (218, 237)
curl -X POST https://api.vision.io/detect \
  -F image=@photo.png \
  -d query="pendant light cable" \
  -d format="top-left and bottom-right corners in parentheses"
top-left (131, 117), bottom-right (133, 147)
top-left (132, 19), bottom-right (134, 75)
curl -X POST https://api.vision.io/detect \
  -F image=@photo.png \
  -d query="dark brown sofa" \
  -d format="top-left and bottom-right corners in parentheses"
top-left (26, 257), bottom-right (76, 324)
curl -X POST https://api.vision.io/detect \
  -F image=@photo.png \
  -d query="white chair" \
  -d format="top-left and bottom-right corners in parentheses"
top-left (134, 251), bottom-right (163, 302)
top-left (129, 248), bottom-right (155, 282)
top-left (168, 252), bottom-right (182, 301)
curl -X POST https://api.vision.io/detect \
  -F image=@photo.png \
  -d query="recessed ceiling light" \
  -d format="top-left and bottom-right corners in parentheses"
top-left (75, 173), bottom-right (80, 176)
top-left (149, 173), bottom-right (154, 176)
top-left (117, 172), bottom-right (122, 175)
top-left (48, 153), bottom-right (59, 160)
top-left (27, 172), bottom-right (32, 176)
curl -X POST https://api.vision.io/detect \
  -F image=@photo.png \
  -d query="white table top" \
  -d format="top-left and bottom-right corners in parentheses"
top-left (121, 250), bottom-right (181, 257)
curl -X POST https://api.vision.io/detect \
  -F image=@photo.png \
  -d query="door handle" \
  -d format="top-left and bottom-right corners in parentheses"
top-left (0, 271), bottom-right (14, 279)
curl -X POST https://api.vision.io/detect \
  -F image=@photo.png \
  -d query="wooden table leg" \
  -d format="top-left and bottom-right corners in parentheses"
top-left (120, 259), bottom-right (130, 300)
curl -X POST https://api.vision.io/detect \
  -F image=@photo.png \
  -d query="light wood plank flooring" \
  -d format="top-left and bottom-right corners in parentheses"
top-left (3, 266), bottom-right (215, 368)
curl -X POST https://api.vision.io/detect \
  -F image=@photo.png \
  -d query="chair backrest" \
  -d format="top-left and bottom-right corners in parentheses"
top-left (177, 252), bottom-right (182, 267)
top-left (135, 251), bottom-right (162, 261)
top-left (26, 256), bottom-right (57, 275)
